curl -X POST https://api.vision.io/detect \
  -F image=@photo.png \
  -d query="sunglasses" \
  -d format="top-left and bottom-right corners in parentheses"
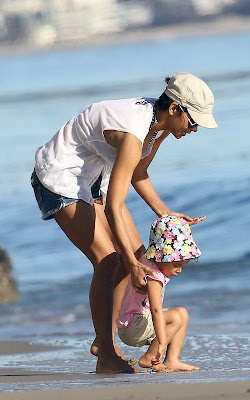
top-left (178, 104), bottom-right (198, 127)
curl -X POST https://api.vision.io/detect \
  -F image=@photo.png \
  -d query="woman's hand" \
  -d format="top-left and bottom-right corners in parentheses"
top-left (189, 216), bottom-right (206, 225)
top-left (130, 260), bottom-right (156, 293)
top-left (162, 211), bottom-right (206, 226)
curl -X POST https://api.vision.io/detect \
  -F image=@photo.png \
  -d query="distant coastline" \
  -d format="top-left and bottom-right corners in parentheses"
top-left (1, 14), bottom-right (250, 57)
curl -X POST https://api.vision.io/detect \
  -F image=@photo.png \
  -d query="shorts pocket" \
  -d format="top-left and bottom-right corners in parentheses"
top-left (31, 170), bottom-right (43, 210)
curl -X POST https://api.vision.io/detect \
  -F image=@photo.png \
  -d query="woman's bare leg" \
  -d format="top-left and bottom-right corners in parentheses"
top-left (163, 307), bottom-right (199, 371)
top-left (90, 263), bottom-right (132, 360)
top-left (54, 200), bottom-right (136, 373)
top-left (112, 203), bottom-right (145, 342)
top-left (90, 203), bottom-right (145, 360)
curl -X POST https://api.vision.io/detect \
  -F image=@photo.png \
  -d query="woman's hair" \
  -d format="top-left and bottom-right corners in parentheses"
top-left (155, 77), bottom-right (174, 111)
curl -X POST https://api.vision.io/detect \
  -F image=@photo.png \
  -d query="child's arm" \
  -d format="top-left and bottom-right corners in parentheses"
top-left (147, 278), bottom-right (167, 363)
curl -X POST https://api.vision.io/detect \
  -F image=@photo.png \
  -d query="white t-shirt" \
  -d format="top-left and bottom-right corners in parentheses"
top-left (35, 97), bottom-right (163, 205)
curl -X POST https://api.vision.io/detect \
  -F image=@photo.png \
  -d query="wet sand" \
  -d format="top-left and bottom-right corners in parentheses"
top-left (0, 377), bottom-right (249, 400)
top-left (0, 340), bottom-right (249, 398)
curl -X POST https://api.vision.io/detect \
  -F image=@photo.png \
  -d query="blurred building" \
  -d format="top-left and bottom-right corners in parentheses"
top-left (0, 0), bottom-right (248, 49)
top-left (192, 0), bottom-right (235, 15)
top-left (45, 0), bottom-right (153, 45)
top-left (0, 0), bottom-right (152, 46)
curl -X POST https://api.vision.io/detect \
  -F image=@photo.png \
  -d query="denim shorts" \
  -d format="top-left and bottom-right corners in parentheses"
top-left (31, 169), bottom-right (102, 220)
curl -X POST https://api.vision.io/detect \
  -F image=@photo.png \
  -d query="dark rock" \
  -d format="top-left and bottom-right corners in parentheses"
top-left (0, 247), bottom-right (19, 304)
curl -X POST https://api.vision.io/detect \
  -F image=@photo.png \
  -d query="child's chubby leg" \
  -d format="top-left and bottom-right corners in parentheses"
top-left (163, 307), bottom-right (199, 372)
top-left (138, 307), bottom-right (184, 372)
top-left (138, 338), bottom-right (168, 372)
top-left (139, 308), bottom-right (199, 372)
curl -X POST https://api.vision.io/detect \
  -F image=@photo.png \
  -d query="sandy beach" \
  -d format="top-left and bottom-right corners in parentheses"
top-left (0, 340), bottom-right (249, 398)
top-left (0, 376), bottom-right (249, 399)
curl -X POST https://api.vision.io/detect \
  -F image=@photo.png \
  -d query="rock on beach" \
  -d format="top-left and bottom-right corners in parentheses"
top-left (0, 247), bottom-right (18, 304)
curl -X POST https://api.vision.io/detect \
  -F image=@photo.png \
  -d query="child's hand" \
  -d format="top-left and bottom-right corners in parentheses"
top-left (151, 344), bottom-right (166, 365)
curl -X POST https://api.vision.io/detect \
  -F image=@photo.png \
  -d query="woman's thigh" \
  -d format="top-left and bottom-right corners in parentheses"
top-left (89, 201), bottom-right (144, 257)
top-left (54, 200), bottom-right (144, 267)
top-left (54, 200), bottom-right (117, 266)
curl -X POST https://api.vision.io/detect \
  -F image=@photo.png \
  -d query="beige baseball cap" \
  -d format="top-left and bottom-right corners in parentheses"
top-left (164, 72), bottom-right (218, 129)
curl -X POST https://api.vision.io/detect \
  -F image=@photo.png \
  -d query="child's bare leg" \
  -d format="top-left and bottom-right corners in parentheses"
top-left (138, 338), bottom-right (168, 371)
top-left (163, 307), bottom-right (199, 372)
top-left (138, 309), bottom-right (183, 371)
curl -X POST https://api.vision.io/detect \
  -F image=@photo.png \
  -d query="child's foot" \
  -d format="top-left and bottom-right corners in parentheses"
top-left (164, 360), bottom-right (199, 372)
top-left (138, 356), bottom-right (170, 372)
top-left (151, 363), bottom-right (172, 373)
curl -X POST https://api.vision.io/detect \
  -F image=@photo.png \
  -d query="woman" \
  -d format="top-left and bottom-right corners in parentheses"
top-left (31, 72), bottom-right (217, 373)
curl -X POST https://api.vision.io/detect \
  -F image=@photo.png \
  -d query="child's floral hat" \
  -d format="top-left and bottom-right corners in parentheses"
top-left (146, 216), bottom-right (201, 262)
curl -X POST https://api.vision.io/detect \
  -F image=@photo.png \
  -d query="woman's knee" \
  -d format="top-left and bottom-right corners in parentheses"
top-left (94, 252), bottom-right (121, 279)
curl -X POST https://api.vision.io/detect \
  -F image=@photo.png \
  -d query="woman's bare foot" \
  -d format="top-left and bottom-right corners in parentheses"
top-left (90, 338), bottom-right (99, 356)
top-left (96, 355), bottom-right (144, 374)
top-left (91, 337), bottom-right (127, 360)
top-left (164, 360), bottom-right (199, 372)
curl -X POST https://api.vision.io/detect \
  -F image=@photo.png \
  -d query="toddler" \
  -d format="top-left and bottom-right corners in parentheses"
top-left (116, 216), bottom-right (201, 372)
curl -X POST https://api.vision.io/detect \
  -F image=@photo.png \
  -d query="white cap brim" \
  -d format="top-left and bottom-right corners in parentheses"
top-left (188, 108), bottom-right (218, 129)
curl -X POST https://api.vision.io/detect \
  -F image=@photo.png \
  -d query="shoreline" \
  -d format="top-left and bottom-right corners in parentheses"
top-left (0, 339), bottom-right (249, 397)
top-left (1, 14), bottom-right (250, 58)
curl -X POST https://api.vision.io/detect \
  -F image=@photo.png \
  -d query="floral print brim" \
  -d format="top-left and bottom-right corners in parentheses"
top-left (146, 216), bottom-right (201, 262)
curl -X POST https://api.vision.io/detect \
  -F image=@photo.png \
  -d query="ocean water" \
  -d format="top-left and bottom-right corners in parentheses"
top-left (0, 31), bottom-right (250, 390)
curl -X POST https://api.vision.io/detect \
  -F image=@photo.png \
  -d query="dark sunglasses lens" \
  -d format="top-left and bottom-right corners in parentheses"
top-left (179, 105), bottom-right (198, 127)
top-left (188, 113), bottom-right (198, 127)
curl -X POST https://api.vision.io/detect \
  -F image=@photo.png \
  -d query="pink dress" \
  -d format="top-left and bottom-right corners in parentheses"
top-left (116, 254), bottom-right (170, 328)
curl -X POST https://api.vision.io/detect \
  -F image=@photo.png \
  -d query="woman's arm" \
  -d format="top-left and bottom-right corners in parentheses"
top-left (132, 134), bottom-right (206, 225)
top-left (105, 131), bottom-right (156, 287)
top-left (147, 278), bottom-right (167, 363)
